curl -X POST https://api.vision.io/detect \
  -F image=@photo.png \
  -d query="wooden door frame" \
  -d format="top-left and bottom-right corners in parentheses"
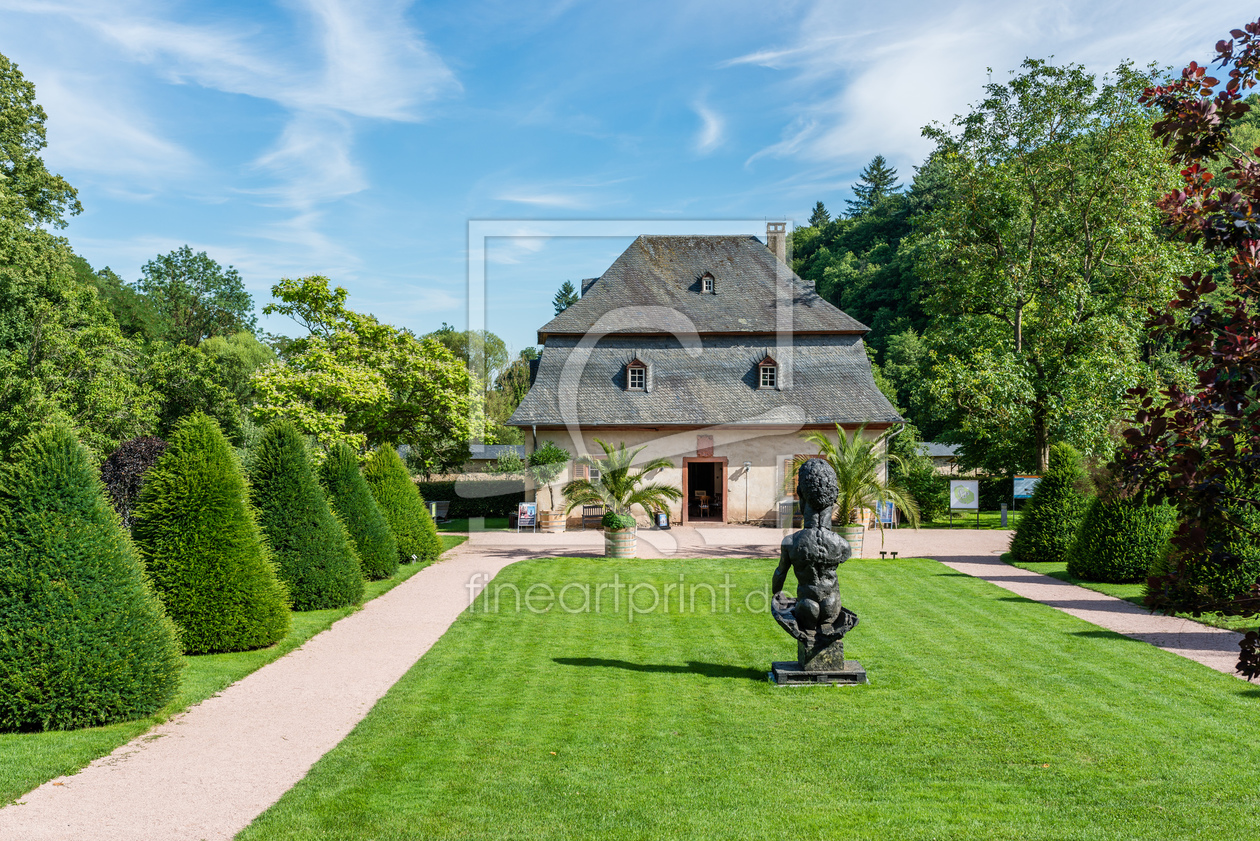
top-left (681, 457), bottom-right (729, 525)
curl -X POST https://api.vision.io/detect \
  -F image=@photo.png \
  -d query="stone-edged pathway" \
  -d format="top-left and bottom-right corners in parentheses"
top-left (1, 528), bottom-right (1250, 840)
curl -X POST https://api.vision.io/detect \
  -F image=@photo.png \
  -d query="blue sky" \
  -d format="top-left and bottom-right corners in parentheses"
top-left (0, 1), bottom-right (1247, 355)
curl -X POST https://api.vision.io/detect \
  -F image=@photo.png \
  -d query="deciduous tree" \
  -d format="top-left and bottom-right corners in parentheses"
top-left (916, 59), bottom-right (1205, 473)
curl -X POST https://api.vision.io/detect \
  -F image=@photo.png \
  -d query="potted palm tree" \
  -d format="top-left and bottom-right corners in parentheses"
top-left (803, 424), bottom-right (919, 557)
top-left (562, 439), bottom-right (681, 558)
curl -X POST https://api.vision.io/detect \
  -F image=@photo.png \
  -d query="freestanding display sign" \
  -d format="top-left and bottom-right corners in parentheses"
top-left (517, 502), bottom-right (537, 533)
top-left (1013, 475), bottom-right (1041, 499)
top-left (949, 479), bottom-right (980, 528)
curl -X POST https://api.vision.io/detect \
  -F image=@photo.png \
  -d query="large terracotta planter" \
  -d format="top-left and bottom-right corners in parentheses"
top-left (538, 510), bottom-right (566, 533)
top-left (841, 524), bottom-right (864, 559)
top-left (605, 527), bottom-right (637, 558)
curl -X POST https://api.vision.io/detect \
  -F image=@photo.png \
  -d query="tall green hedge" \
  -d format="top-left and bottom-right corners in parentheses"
top-left (319, 442), bottom-right (398, 581)
top-left (132, 412), bottom-right (290, 654)
top-left (1067, 495), bottom-right (1177, 583)
top-left (1010, 442), bottom-right (1090, 563)
top-left (1148, 479), bottom-right (1260, 610)
top-left (364, 447), bottom-right (441, 565)
top-left (251, 422), bottom-right (364, 610)
top-left (0, 427), bottom-right (182, 731)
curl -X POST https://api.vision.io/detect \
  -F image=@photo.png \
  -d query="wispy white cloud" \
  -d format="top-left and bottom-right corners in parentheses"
top-left (692, 101), bottom-right (725, 154)
top-left (494, 192), bottom-right (591, 209)
top-left (34, 71), bottom-right (197, 182)
top-left (733, 1), bottom-right (1251, 176)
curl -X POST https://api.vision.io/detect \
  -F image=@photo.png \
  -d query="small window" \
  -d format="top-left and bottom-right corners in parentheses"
top-left (702, 276), bottom-right (713, 293)
top-left (760, 364), bottom-right (777, 389)
top-left (627, 363), bottom-right (646, 390)
top-left (575, 463), bottom-right (603, 483)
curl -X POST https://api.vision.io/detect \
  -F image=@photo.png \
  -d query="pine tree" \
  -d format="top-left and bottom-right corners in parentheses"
top-left (553, 280), bottom-right (579, 315)
top-left (251, 422), bottom-right (364, 610)
top-left (0, 426), bottom-right (182, 731)
top-left (846, 155), bottom-right (901, 215)
top-left (363, 446), bottom-right (442, 565)
top-left (808, 201), bottom-right (831, 228)
top-left (319, 442), bottom-right (399, 581)
top-left (132, 412), bottom-right (290, 654)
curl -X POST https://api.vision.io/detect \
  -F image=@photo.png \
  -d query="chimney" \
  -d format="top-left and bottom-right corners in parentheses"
top-left (766, 221), bottom-right (787, 264)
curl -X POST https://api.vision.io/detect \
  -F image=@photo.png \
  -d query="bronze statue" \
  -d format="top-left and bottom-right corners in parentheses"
top-left (771, 458), bottom-right (860, 674)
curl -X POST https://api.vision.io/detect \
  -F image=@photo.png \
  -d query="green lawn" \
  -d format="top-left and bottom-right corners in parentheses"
top-left (437, 516), bottom-right (509, 532)
top-left (242, 555), bottom-right (1260, 841)
top-left (921, 509), bottom-right (1021, 530)
top-left (1005, 555), bottom-right (1258, 634)
top-left (0, 534), bottom-right (466, 805)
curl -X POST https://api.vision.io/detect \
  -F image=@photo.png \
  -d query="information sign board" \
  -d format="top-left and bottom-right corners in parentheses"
top-left (1013, 475), bottom-right (1041, 500)
top-left (949, 480), bottom-right (980, 510)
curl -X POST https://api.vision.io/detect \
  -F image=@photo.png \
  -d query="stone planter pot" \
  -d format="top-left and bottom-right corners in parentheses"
top-left (605, 527), bottom-right (637, 558)
top-left (841, 524), bottom-right (864, 559)
top-left (538, 510), bottom-right (566, 533)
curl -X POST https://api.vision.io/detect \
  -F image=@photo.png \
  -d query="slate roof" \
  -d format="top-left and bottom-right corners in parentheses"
top-left (510, 335), bottom-right (901, 427)
top-left (537, 235), bottom-right (868, 342)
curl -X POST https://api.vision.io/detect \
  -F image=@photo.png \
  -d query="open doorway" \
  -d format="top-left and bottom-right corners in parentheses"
top-left (683, 458), bottom-right (726, 524)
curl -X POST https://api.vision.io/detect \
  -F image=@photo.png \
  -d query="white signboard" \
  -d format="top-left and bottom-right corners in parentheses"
top-left (949, 480), bottom-right (980, 510)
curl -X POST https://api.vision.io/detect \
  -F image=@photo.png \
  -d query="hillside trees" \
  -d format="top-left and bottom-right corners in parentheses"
top-left (253, 275), bottom-right (474, 475)
top-left (915, 59), bottom-right (1206, 473)
top-left (136, 246), bottom-right (256, 346)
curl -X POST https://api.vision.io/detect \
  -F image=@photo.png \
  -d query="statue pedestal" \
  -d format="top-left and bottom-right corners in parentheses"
top-left (770, 660), bottom-right (868, 686)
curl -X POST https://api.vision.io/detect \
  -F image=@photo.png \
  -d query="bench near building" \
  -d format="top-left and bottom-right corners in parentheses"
top-left (508, 225), bottom-right (901, 526)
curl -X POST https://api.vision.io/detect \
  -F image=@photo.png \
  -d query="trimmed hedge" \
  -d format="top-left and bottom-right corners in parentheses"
top-left (0, 426), bottom-right (182, 731)
top-left (251, 422), bottom-right (364, 610)
top-left (1010, 442), bottom-right (1090, 563)
top-left (364, 447), bottom-right (441, 564)
top-left (1067, 495), bottom-right (1177, 583)
top-left (319, 442), bottom-right (398, 581)
top-left (414, 479), bottom-right (525, 519)
top-left (132, 412), bottom-right (291, 654)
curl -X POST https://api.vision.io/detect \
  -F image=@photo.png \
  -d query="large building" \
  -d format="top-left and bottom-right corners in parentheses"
top-left (508, 225), bottom-right (901, 525)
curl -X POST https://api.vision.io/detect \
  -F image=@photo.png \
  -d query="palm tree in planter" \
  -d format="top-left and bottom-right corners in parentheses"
top-left (803, 424), bottom-right (919, 558)
top-left (562, 440), bottom-right (681, 558)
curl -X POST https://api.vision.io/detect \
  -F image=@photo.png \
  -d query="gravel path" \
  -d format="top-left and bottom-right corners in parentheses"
top-left (0, 527), bottom-right (1248, 840)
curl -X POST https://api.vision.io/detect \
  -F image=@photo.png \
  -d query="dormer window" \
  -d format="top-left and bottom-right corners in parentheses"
top-left (627, 361), bottom-right (646, 390)
top-left (758, 356), bottom-right (778, 389)
top-left (700, 272), bottom-right (715, 293)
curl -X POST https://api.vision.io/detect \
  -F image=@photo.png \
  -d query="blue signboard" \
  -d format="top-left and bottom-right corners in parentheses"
top-left (878, 500), bottom-right (896, 526)
top-left (1013, 475), bottom-right (1041, 500)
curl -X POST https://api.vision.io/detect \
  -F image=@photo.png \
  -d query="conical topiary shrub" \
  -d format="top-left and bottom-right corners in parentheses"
top-left (319, 442), bottom-right (398, 580)
top-left (0, 426), bottom-right (182, 731)
top-left (132, 412), bottom-right (290, 654)
top-left (1010, 442), bottom-right (1091, 563)
top-left (1067, 494), bottom-right (1177, 583)
top-left (251, 422), bottom-right (364, 609)
top-left (363, 446), bottom-right (441, 565)
top-left (1148, 476), bottom-right (1260, 610)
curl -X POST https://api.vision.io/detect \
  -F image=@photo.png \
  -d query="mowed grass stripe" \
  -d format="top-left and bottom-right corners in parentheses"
top-left (239, 556), bottom-right (1260, 841)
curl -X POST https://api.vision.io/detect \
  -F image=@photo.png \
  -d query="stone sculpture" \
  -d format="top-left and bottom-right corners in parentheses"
top-left (770, 458), bottom-right (867, 684)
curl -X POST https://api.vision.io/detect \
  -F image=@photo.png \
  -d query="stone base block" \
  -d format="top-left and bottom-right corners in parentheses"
top-left (798, 637), bottom-right (846, 671)
top-left (770, 660), bottom-right (868, 686)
